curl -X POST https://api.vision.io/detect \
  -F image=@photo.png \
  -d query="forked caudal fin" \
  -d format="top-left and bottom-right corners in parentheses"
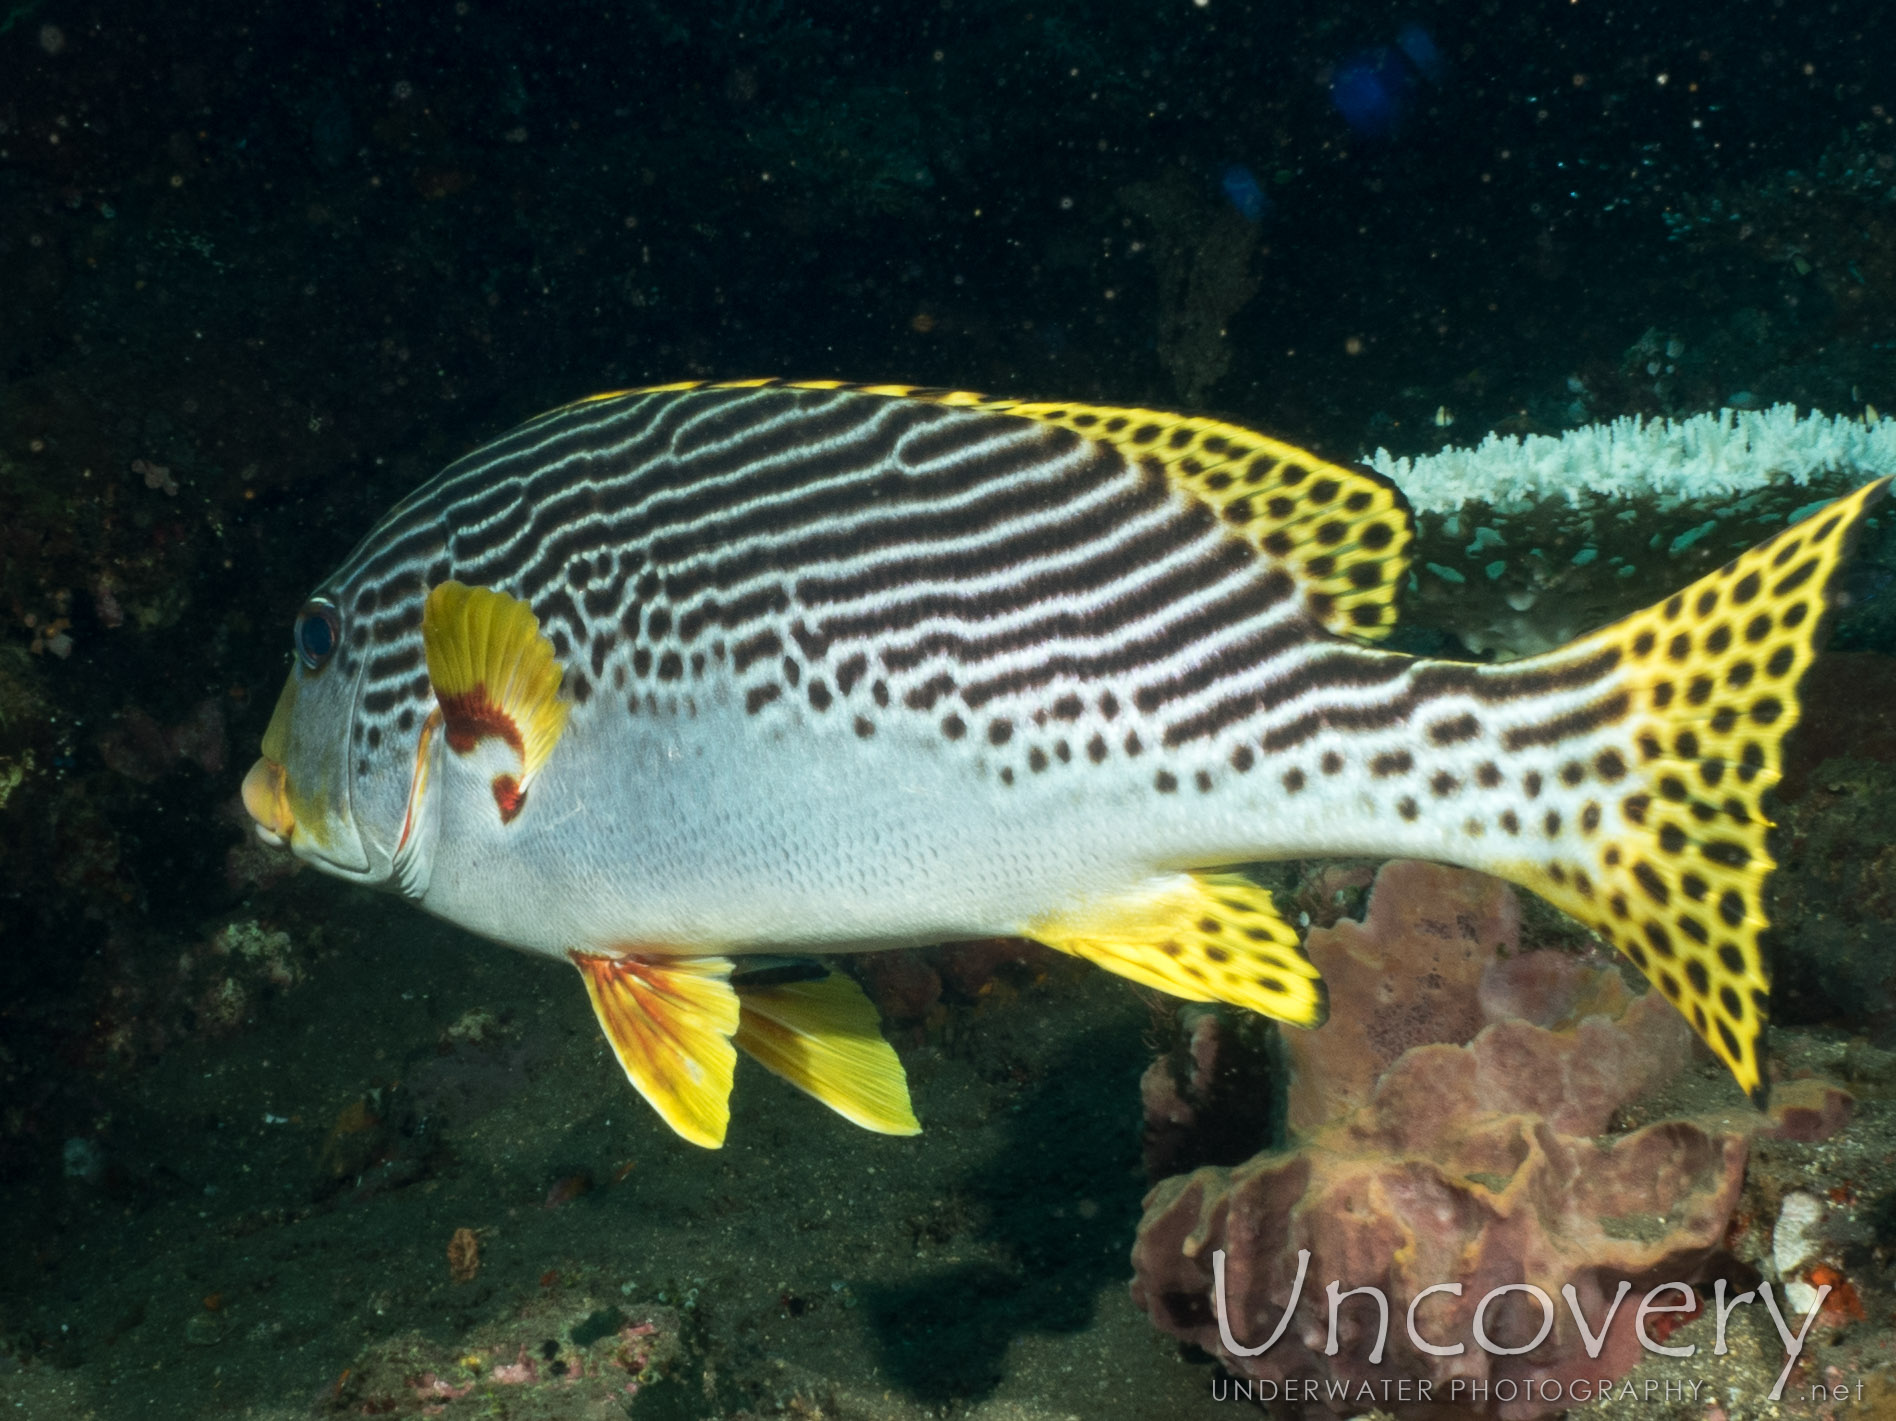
top-left (1483, 476), bottom-right (1890, 1103)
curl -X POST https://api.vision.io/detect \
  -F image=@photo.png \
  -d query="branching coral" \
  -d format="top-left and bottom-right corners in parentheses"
top-left (1368, 405), bottom-right (1896, 657)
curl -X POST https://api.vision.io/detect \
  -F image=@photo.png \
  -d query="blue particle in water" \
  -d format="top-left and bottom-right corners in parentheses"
top-left (1219, 165), bottom-right (1271, 223)
top-left (1331, 49), bottom-right (1411, 139)
top-left (1395, 23), bottom-right (1445, 83)
top-left (1331, 23), bottom-right (1443, 140)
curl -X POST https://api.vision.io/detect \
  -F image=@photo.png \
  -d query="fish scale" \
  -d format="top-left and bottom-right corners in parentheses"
top-left (242, 379), bottom-right (1890, 1145)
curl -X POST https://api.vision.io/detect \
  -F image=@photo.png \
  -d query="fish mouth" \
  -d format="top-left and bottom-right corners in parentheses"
top-left (242, 756), bottom-right (295, 847)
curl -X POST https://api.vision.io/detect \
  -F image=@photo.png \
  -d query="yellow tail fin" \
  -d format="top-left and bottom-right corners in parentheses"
top-left (1497, 476), bottom-right (1889, 1103)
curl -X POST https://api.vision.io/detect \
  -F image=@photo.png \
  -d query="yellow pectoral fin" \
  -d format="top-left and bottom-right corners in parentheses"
top-left (734, 972), bottom-right (921, 1136)
top-left (422, 581), bottom-right (570, 823)
top-left (571, 952), bottom-right (740, 1148)
top-left (1032, 872), bottom-right (1328, 1028)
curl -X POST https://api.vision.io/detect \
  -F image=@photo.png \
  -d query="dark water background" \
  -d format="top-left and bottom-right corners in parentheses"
top-left (4, 1), bottom-right (1896, 1416)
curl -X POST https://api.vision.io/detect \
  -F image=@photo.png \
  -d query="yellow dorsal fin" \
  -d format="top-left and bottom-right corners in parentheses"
top-left (859, 387), bottom-right (1413, 643)
top-left (571, 952), bottom-right (740, 1148)
top-left (552, 381), bottom-right (1415, 643)
top-left (421, 582), bottom-right (570, 823)
top-left (1485, 476), bottom-right (1891, 1105)
top-left (733, 971), bottom-right (921, 1136)
top-left (1031, 871), bottom-right (1328, 1027)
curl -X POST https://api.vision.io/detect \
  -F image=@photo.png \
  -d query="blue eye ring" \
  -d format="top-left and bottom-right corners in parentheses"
top-left (294, 599), bottom-right (341, 670)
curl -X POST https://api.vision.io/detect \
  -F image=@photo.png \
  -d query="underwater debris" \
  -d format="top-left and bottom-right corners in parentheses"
top-left (334, 1288), bottom-right (683, 1417)
top-left (130, 457), bottom-right (176, 497)
top-left (175, 919), bottom-right (304, 1038)
top-left (313, 1085), bottom-right (439, 1201)
top-left (0, 750), bottom-right (33, 812)
top-left (446, 1227), bottom-right (481, 1285)
top-left (1770, 1192), bottom-right (1870, 1324)
top-left (1118, 171), bottom-right (1263, 406)
top-left (209, 920), bottom-right (298, 987)
top-left (543, 1170), bottom-right (593, 1209)
top-left (441, 1006), bottom-right (511, 1048)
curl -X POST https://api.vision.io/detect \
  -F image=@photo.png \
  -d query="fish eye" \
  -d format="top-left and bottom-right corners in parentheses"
top-left (294, 599), bottom-right (341, 670)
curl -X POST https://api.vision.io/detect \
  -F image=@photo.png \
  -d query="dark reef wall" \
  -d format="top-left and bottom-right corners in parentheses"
top-left (4, 0), bottom-right (1896, 1216)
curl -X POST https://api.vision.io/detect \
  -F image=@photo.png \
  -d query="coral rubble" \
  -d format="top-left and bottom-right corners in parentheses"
top-left (333, 1287), bottom-right (684, 1418)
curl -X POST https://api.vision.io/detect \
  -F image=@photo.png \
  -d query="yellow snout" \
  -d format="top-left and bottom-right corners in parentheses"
top-left (242, 756), bottom-right (295, 846)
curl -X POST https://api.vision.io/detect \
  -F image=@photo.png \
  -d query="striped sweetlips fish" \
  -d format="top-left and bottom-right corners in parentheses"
top-left (242, 378), bottom-right (1888, 1147)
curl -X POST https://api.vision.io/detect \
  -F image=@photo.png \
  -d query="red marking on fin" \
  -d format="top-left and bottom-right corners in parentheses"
top-left (491, 773), bottom-right (524, 823)
top-left (570, 949), bottom-right (738, 1148)
top-left (439, 685), bottom-right (525, 758)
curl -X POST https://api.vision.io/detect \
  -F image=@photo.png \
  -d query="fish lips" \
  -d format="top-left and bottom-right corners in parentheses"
top-left (240, 753), bottom-right (377, 878)
top-left (242, 755), bottom-right (294, 846)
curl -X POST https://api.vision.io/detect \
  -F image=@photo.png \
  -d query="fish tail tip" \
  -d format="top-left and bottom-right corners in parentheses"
top-left (1505, 477), bottom-right (1886, 1100)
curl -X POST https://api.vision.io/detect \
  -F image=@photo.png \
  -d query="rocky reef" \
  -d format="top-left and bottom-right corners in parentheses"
top-left (1129, 861), bottom-right (1818, 1419)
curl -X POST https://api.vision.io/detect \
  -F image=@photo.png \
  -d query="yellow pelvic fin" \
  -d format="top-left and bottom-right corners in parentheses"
top-left (551, 381), bottom-right (1414, 643)
top-left (421, 582), bottom-right (570, 822)
top-left (571, 952), bottom-right (740, 1148)
top-left (733, 971), bottom-right (921, 1136)
top-left (1498, 476), bottom-right (1890, 1106)
top-left (1031, 872), bottom-right (1328, 1027)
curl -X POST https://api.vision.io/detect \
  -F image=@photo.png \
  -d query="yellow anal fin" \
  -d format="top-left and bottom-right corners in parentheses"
top-left (1031, 872), bottom-right (1328, 1027)
top-left (734, 971), bottom-right (921, 1136)
top-left (571, 952), bottom-right (739, 1148)
top-left (1502, 475), bottom-right (1891, 1106)
top-left (421, 581), bottom-right (570, 823)
top-left (554, 381), bottom-right (1415, 643)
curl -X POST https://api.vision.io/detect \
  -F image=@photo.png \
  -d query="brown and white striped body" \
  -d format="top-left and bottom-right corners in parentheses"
top-left (245, 379), bottom-right (1888, 1109)
top-left (294, 385), bottom-right (1598, 945)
